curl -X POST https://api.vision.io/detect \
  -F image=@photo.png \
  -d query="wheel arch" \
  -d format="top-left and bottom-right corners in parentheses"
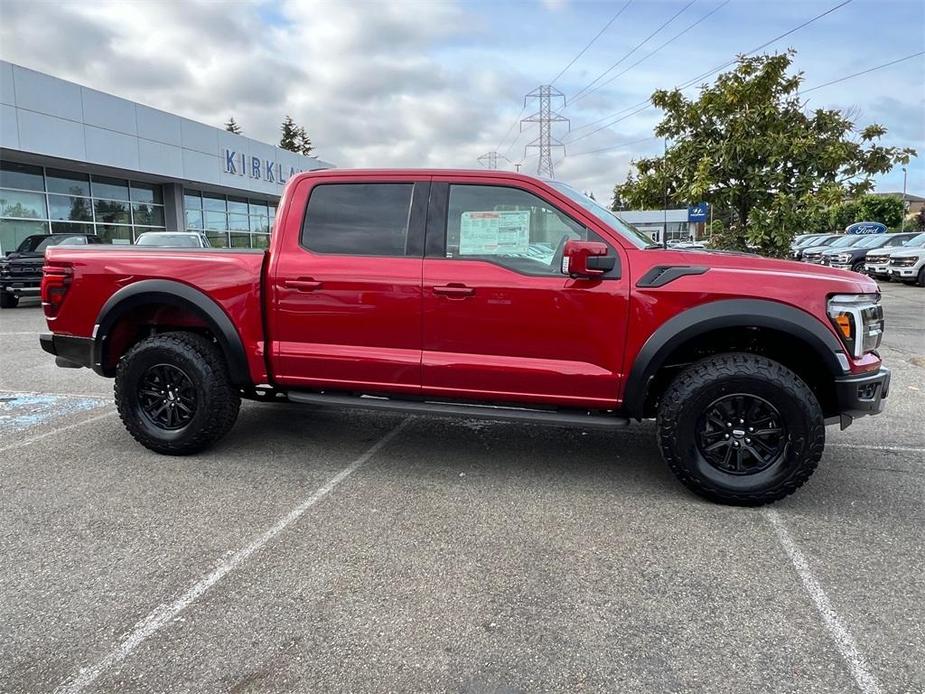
top-left (94, 279), bottom-right (252, 387)
top-left (623, 299), bottom-right (847, 419)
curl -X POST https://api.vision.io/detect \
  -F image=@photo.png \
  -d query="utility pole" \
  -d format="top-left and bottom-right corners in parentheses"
top-left (901, 166), bottom-right (908, 231)
top-left (520, 85), bottom-right (569, 178)
top-left (476, 151), bottom-right (509, 169)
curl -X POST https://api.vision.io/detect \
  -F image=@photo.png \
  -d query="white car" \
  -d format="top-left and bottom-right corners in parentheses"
top-left (885, 233), bottom-right (925, 286)
top-left (864, 232), bottom-right (925, 282)
top-left (135, 232), bottom-right (211, 248)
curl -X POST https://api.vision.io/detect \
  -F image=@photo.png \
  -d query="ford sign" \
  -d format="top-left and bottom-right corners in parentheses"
top-left (845, 221), bottom-right (887, 235)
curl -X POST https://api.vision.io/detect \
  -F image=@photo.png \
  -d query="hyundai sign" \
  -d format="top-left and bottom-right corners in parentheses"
top-left (845, 221), bottom-right (887, 235)
top-left (688, 202), bottom-right (709, 222)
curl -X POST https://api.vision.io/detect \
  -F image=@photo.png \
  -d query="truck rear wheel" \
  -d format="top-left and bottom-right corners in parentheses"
top-left (656, 353), bottom-right (824, 506)
top-left (115, 331), bottom-right (240, 455)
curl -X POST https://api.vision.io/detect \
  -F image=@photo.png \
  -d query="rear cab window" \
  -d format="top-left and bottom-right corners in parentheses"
top-left (300, 183), bottom-right (415, 256)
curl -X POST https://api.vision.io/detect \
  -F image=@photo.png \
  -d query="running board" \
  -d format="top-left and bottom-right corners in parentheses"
top-left (285, 391), bottom-right (629, 430)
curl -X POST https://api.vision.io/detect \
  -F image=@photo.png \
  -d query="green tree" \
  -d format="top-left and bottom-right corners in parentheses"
top-left (615, 52), bottom-right (915, 256)
top-left (856, 195), bottom-right (904, 228)
top-left (279, 115), bottom-right (300, 152)
top-left (296, 126), bottom-right (313, 156)
top-left (224, 117), bottom-right (242, 134)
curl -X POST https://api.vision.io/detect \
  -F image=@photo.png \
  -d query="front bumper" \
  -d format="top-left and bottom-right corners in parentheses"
top-left (889, 266), bottom-right (918, 279)
top-left (833, 367), bottom-right (890, 424)
top-left (829, 262), bottom-right (852, 271)
top-left (1, 282), bottom-right (41, 295)
top-left (40, 333), bottom-right (95, 370)
top-left (865, 263), bottom-right (889, 277)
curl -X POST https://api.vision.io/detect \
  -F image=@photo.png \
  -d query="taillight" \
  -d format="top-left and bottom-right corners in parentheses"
top-left (42, 264), bottom-right (73, 317)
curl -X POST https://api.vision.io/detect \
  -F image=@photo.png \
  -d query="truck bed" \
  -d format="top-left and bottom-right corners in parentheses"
top-left (43, 245), bottom-right (268, 383)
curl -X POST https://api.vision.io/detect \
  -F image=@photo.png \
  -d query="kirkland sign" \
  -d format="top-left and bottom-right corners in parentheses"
top-left (223, 148), bottom-right (303, 186)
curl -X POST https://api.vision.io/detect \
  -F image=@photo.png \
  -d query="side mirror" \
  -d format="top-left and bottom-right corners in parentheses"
top-left (561, 240), bottom-right (615, 278)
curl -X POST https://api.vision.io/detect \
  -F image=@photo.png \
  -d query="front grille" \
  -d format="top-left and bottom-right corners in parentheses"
top-left (890, 256), bottom-right (918, 267)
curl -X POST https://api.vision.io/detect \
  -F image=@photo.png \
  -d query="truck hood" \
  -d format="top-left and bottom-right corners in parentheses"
top-left (638, 247), bottom-right (878, 294)
top-left (888, 248), bottom-right (925, 259)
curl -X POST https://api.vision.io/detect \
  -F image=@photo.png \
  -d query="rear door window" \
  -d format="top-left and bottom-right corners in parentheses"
top-left (301, 183), bottom-right (414, 256)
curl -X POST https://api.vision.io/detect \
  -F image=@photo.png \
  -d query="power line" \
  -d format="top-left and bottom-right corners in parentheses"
top-left (578, 0), bottom-right (731, 102)
top-left (496, 104), bottom-right (527, 153)
top-left (570, 0), bottom-right (697, 104)
top-left (568, 136), bottom-right (660, 158)
top-left (676, 0), bottom-right (854, 90)
top-left (550, 0), bottom-right (634, 85)
top-left (801, 50), bottom-right (925, 94)
top-left (564, 0), bottom-right (855, 144)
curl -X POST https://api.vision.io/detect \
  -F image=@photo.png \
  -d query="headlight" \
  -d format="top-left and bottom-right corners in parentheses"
top-left (827, 293), bottom-right (883, 358)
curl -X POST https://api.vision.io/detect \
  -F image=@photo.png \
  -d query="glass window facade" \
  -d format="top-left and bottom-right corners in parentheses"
top-left (0, 161), bottom-right (166, 252)
top-left (184, 190), bottom-right (276, 248)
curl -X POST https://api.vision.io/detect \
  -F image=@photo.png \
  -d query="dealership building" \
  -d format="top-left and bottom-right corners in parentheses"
top-left (0, 60), bottom-right (333, 254)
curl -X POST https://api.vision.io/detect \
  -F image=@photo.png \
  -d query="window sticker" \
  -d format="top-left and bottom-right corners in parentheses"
top-left (459, 210), bottom-right (530, 255)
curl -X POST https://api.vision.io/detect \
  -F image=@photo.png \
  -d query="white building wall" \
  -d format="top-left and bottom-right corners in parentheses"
top-left (0, 60), bottom-right (333, 196)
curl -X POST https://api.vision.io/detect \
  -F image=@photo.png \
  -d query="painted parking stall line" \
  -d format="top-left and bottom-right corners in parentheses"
top-left (764, 509), bottom-right (882, 694)
top-left (55, 417), bottom-right (411, 694)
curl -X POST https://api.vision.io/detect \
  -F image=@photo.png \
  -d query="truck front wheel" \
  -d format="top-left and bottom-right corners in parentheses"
top-left (115, 332), bottom-right (240, 455)
top-left (656, 353), bottom-right (824, 505)
top-left (0, 291), bottom-right (19, 308)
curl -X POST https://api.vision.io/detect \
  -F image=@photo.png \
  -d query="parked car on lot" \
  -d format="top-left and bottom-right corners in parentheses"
top-left (887, 237), bottom-right (925, 286)
top-left (0, 233), bottom-right (102, 308)
top-left (792, 233), bottom-right (840, 260)
top-left (802, 234), bottom-right (864, 264)
top-left (135, 232), bottom-right (211, 248)
top-left (865, 232), bottom-right (925, 281)
top-left (790, 233), bottom-right (828, 255)
top-left (822, 232), bottom-right (919, 273)
top-left (39, 169), bottom-right (890, 506)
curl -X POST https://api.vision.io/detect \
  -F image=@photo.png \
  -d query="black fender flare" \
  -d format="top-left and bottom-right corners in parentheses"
top-left (94, 279), bottom-right (252, 387)
top-left (622, 299), bottom-right (846, 418)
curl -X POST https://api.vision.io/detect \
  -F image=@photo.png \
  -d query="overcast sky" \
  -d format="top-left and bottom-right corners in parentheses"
top-left (1, 0), bottom-right (922, 203)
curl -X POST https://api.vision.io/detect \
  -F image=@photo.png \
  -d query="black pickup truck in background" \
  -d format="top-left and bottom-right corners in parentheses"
top-left (0, 233), bottom-right (102, 308)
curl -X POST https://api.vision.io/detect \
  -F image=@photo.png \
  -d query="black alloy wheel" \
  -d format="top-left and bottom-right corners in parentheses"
top-left (137, 363), bottom-right (197, 430)
top-left (696, 394), bottom-right (787, 475)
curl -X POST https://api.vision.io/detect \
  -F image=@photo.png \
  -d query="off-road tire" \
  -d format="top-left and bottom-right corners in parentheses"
top-left (850, 260), bottom-right (864, 273)
top-left (0, 292), bottom-right (19, 308)
top-left (657, 352), bottom-right (824, 506)
top-left (115, 331), bottom-right (240, 455)
top-left (917, 266), bottom-right (925, 287)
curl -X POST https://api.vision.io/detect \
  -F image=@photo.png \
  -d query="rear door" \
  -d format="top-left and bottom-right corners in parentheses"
top-left (268, 175), bottom-right (429, 393)
top-left (421, 177), bottom-right (630, 408)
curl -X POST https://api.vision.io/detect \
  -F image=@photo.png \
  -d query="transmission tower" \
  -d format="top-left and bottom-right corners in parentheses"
top-left (520, 85), bottom-right (569, 178)
top-left (476, 151), bottom-right (510, 169)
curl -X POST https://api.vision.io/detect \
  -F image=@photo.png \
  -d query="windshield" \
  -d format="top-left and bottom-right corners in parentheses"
top-left (829, 235), bottom-right (864, 248)
top-left (795, 235), bottom-right (824, 248)
top-left (905, 232), bottom-right (925, 248)
top-left (854, 235), bottom-right (889, 249)
top-left (548, 182), bottom-right (658, 249)
top-left (32, 235), bottom-right (87, 252)
top-left (136, 234), bottom-right (202, 248)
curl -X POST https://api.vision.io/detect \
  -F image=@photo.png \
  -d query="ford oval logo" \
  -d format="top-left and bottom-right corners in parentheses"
top-left (846, 221), bottom-right (887, 235)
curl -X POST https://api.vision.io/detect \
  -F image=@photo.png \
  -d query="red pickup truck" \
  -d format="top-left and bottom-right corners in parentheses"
top-left (40, 169), bottom-right (889, 505)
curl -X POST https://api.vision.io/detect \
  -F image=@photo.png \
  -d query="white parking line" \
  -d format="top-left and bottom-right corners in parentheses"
top-left (55, 417), bottom-right (411, 694)
top-left (0, 411), bottom-right (117, 455)
top-left (764, 509), bottom-right (881, 694)
top-left (831, 443), bottom-right (925, 454)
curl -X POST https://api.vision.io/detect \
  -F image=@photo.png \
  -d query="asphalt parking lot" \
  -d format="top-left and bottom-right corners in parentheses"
top-left (1, 282), bottom-right (923, 694)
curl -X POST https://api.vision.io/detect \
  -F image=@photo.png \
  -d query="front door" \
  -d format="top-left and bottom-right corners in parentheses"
top-left (269, 177), bottom-right (428, 394)
top-left (421, 179), bottom-right (630, 409)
